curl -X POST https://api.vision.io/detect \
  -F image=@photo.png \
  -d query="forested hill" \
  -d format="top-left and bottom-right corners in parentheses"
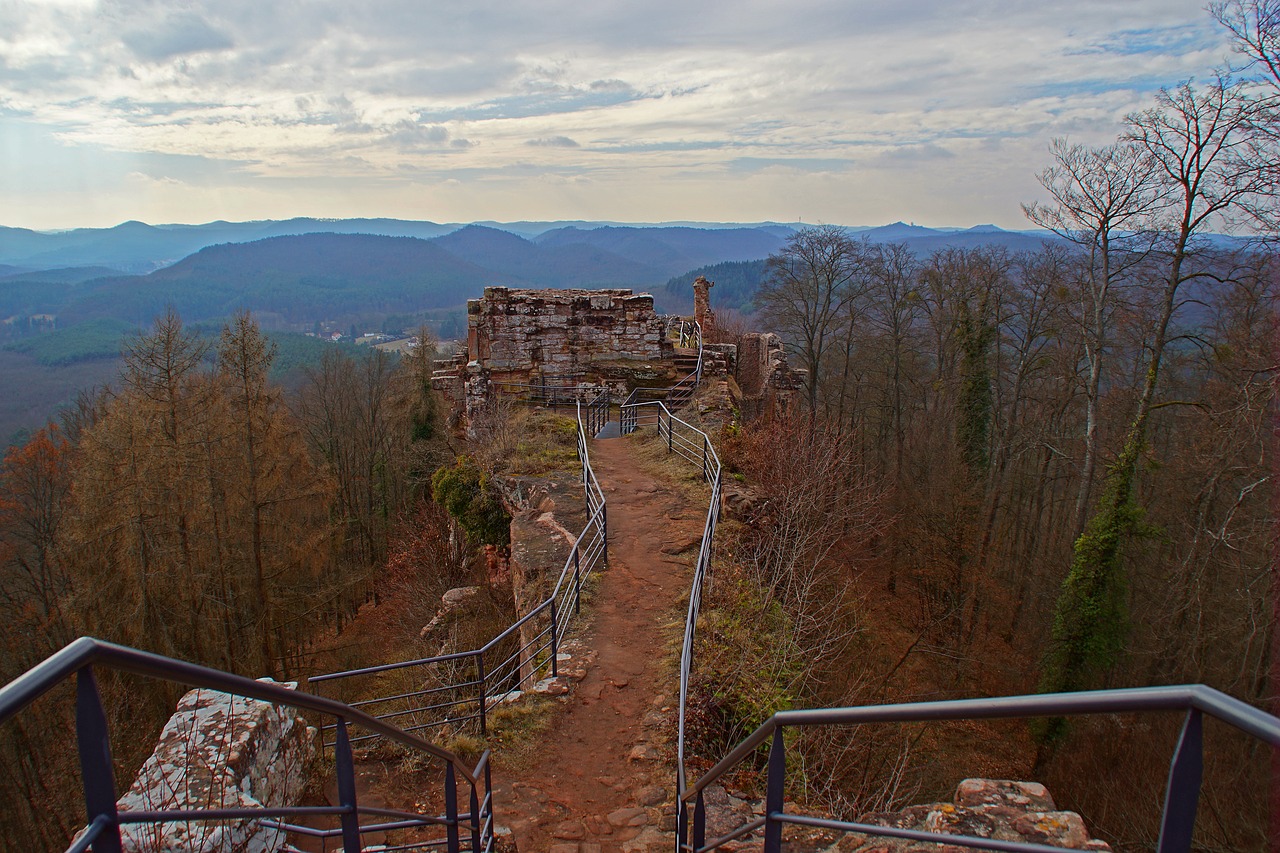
top-left (0, 218), bottom-right (791, 274)
top-left (59, 233), bottom-right (496, 326)
top-left (4, 226), bottom-right (793, 328)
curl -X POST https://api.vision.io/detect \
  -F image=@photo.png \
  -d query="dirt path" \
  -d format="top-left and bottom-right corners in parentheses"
top-left (492, 435), bottom-right (705, 853)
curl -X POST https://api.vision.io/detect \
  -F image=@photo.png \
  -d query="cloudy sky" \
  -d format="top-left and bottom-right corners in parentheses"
top-left (0, 0), bottom-right (1236, 230)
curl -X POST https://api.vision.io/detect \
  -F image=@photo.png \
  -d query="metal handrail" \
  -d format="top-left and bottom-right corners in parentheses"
top-left (665, 321), bottom-right (703, 408)
top-left (0, 636), bottom-right (495, 853)
top-left (678, 684), bottom-right (1280, 853)
top-left (310, 392), bottom-right (608, 741)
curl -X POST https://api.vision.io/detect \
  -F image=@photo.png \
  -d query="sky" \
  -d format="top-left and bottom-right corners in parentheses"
top-left (0, 0), bottom-right (1239, 231)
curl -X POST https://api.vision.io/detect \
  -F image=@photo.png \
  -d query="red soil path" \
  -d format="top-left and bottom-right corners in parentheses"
top-left (492, 435), bottom-right (705, 852)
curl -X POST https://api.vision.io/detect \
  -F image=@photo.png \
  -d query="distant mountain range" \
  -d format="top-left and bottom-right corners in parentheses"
top-left (0, 217), bottom-right (1063, 275)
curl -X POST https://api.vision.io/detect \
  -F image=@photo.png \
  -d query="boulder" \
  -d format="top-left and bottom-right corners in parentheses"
top-left (113, 682), bottom-right (314, 853)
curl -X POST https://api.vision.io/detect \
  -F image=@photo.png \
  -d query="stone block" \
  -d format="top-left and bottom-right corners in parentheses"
top-left (112, 683), bottom-right (314, 853)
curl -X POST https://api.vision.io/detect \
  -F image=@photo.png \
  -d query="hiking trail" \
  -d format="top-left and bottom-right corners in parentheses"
top-left (492, 434), bottom-right (704, 853)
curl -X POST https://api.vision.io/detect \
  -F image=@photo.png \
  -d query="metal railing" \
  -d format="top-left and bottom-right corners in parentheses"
top-left (676, 685), bottom-right (1280, 853)
top-left (489, 379), bottom-right (595, 413)
top-left (616, 397), bottom-right (722, 853)
top-left (310, 396), bottom-right (608, 744)
top-left (666, 321), bottom-right (703, 407)
top-left (584, 386), bottom-right (611, 437)
top-left (0, 637), bottom-right (496, 853)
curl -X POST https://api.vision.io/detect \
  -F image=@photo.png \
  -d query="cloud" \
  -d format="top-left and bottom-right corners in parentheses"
top-left (0, 0), bottom-right (1244, 228)
top-left (387, 120), bottom-right (451, 148)
top-left (526, 136), bottom-right (580, 148)
top-left (121, 12), bottom-right (233, 62)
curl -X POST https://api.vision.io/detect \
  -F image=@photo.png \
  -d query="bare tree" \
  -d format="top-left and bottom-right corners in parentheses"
top-left (1041, 77), bottom-right (1279, 710)
top-left (1213, 0), bottom-right (1280, 87)
top-left (757, 225), bottom-right (870, 413)
top-left (1024, 141), bottom-right (1164, 538)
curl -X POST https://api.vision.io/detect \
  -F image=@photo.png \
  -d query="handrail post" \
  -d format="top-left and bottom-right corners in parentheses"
top-left (550, 598), bottom-right (560, 678)
top-left (476, 651), bottom-right (487, 736)
top-left (667, 411), bottom-right (673, 452)
top-left (76, 666), bottom-right (123, 853)
top-left (677, 798), bottom-right (689, 852)
top-left (1157, 708), bottom-right (1204, 853)
top-left (469, 782), bottom-right (483, 852)
top-left (693, 788), bottom-right (707, 851)
top-left (485, 759), bottom-right (494, 850)
top-left (763, 727), bottom-right (786, 853)
top-left (445, 762), bottom-right (461, 853)
top-left (702, 435), bottom-right (708, 483)
top-left (334, 717), bottom-right (363, 852)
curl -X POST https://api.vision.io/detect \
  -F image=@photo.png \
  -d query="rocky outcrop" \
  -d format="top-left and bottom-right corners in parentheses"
top-left (506, 475), bottom-right (588, 684)
top-left (827, 779), bottom-right (1113, 852)
top-left (113, 683), bottom-right (314, 853)
top-left (684, 779), bottom-right (1111, 853)
top-left (420, 585), bottom-right (484, 637)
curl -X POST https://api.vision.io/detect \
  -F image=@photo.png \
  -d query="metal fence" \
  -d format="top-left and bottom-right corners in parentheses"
top-left (310, 395), bottom-right (608, 745)
top-left (0, 637), bottom-right (497, 853)
top-left (676, 685), bottom-right (1280, 853)
top-left (489, 379), bottom-right (596, 414)
top-left (666, 321), bottom-right (703, 407)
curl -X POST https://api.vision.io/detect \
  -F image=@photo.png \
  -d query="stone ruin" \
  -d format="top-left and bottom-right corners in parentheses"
top-left (108, 683), bottom-right (314, 853)
top-left (435, 286), bottom-right (681, 425)
top-left (433, 283), bottom-right (804, 429)
top-left (692, 275), bottom-right (715, 338)
top-left (465, 286), bottom-right (672, 379)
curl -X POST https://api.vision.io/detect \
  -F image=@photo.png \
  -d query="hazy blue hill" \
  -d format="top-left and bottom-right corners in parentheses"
top-left (0, 266), bottom-right (120, 284)
top-left (0, 218), bottom-right (459, 272)
top-left (60, 233), bottom-right (496, 326)
top-left (894, 230), bottom-right (1055, 253)
top-left (662, 260), bottom-right (768, 313)
top-left (11, 220), bottom-right (209, 273)
top-left (533, 226), bottom-right (786, 277)
top-left (432, 224), bottom-right (663, 286)
top-left (256, 218), bottom-right (456, 240)
top-left (0, 264), bottom-right (26, 277)
top-left (859, 221), bottom-right (946, 241)
top-left (0, 226), bottom-right (61, 261)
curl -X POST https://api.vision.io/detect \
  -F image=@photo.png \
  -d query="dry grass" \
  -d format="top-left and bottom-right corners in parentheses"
top-left (481, 697), bottom-right (559, 772)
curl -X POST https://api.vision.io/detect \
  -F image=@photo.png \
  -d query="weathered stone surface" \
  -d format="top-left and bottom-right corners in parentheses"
top-left (421, 585), bottom-right (483, 636)
top-left (113, 683), bottom-right (313, 853)
top-left (635, 784), bottom-right (667, 807)
top-left (531, 677), bottom-right (571, 696)
top-left (607, 807), bottom-right (649, 827)
top-left (551, 820), bottom-right (586, 840)
top-left (692, 276), bottom-right (716, 338)
top-left (955, 778), bottom-right (1055, 811)
top-left (830, 779), bottom-right (1111, 853)
top-left (467, 287), bottom-right (673, 381)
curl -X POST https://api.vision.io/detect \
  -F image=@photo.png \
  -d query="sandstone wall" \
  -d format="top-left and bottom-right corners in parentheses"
top-left (466, 287), bottom-right (672, 383)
